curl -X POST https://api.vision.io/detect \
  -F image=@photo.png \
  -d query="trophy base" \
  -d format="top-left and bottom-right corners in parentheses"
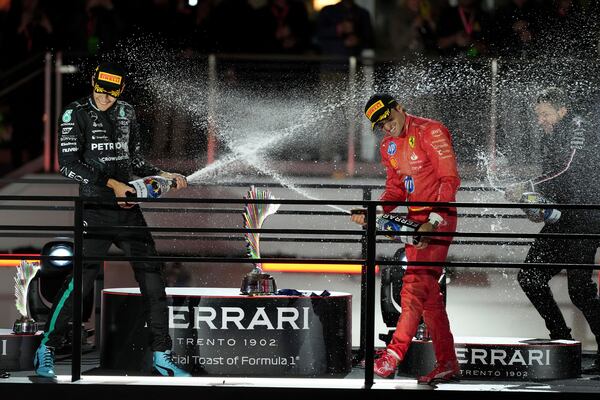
top-left (240, 272), bottom-right (277, 296)
top-left (13, 317), bottom-right (38, 335)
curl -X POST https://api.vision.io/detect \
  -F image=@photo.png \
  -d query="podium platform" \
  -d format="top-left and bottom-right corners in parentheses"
top-left (0, 329), bottom-right (42, 371)
top-left (400, 336), bottom-right (581, 380)
top-left (101, 287), bottom-right (352, 376)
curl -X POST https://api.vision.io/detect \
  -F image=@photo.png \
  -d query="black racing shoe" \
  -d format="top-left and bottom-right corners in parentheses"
top-left (583, 353), bottom-right (600, 375)
top-left (549, 330), bottom-right (574, 341)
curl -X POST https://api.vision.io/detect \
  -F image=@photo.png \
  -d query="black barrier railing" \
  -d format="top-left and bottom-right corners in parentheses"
top-left (2, 194), bottom-right (600, 388)
top-left (0, 179), bottom-right (537, 259)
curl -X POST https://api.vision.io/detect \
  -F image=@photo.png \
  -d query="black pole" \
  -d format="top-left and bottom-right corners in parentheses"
top-left (71, 199), bottom-right (83, 382)
top-left (364, 203), bottom-right (377, 388)
top-left (356, 188), bottom-right (371, 365)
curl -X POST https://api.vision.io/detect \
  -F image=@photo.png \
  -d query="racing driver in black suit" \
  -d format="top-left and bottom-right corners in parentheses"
top-left (34, 61), bottom-right (190, 378)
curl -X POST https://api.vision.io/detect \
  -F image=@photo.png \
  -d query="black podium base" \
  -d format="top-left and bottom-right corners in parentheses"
top-left (0, 329), bottom-right (42, 371)
top-left (399, 336), bottom-right (581, 380)
top-left (101, 287), bottom-right (352, 376)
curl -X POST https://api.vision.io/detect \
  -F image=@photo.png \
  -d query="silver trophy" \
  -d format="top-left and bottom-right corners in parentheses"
top-left (240, 267), bottom-right (278, 296)
top-left (240, 186), bottom-right (280, 296)
top-left (13, 260), bottom-right (41, 334)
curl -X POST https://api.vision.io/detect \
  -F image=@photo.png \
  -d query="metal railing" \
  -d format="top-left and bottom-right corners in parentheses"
top-left (0, 178), bottom-right (533, 376)
top-left (2, 190), bottom-right (600, 388)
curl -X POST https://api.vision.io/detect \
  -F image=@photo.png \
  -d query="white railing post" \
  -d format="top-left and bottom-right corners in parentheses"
top-left (207, 54), bottom-right (217, 165)
top-left (489, 58), bottom-right (498, 172)
top-left (347, 56), bottom-right (357, 176)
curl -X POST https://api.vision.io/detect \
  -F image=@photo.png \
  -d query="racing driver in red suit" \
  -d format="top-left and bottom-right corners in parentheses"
top-left (352, 93), bottom-right (461, 384)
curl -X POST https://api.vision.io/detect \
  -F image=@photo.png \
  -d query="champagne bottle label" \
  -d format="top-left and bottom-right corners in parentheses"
top-left (376, 214), bottom-right (422, 244)
top-left (128, 176), bottom-right (174, 199)
top-left (543, 208), bottom-right (561, 224)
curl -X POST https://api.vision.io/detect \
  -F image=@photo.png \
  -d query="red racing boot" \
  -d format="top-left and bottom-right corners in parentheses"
top-left (374, 350), bottom-right (400, 378)
top-left (417, 360), bottom-right (460, 385)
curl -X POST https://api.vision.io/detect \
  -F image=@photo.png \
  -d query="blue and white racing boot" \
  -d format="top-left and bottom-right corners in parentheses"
top-left (153, 350), bottom-right (191, 377)
top-left (34, 344), bottom-right (56, 378)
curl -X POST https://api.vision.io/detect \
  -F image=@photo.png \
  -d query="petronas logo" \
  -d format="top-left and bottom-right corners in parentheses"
top-left (119, 106), bottom-right (125, 118)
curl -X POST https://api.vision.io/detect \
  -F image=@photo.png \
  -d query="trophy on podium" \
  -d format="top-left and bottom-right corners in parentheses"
top-left (13, 260), bottom-right (41, 334)
top-left (240, 186), bottom-right (280, 295)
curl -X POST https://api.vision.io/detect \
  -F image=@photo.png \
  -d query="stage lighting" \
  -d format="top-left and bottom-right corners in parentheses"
top-left (41, 240), bottom-right (74, 271)
top-left (312, 0), bottom-right (338, 11)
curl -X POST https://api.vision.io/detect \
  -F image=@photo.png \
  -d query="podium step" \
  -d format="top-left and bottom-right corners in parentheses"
top-left (400, 336), bottom-right (581, 380)
top-left (0, 329), bottom-right (43, 371)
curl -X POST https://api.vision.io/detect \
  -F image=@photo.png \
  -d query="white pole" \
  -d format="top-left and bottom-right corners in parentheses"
top-left (347, 56), bottom-right (357, 176)
top-left (489, 58), bottom-right (498, 172)
top-left (207, 54), bottom-right (217, 165)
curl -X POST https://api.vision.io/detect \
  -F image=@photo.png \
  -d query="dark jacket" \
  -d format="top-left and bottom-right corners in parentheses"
top-left (58, 96), bottom-right (160, 199)
top-left (531, 112), bottom-right (599, 224)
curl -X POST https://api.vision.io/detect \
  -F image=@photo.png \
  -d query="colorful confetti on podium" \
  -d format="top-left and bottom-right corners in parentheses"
top-left (243, 186), bottom-right (280, 270)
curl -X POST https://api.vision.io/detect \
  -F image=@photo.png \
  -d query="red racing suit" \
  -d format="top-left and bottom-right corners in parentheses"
top-left (379, 113), bottom-right (460, 365)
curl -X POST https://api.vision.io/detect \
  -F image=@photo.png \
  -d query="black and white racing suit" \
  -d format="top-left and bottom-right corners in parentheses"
top-left (517, 112), bottom-right (600, 343)
top-left (42, 95), bottom-right (172, 352)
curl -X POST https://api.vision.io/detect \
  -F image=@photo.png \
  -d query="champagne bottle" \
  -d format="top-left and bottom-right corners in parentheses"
top-left (127, 176), bottom-right (181, 199)
top-left (519, 192), bottom-right (561, 224)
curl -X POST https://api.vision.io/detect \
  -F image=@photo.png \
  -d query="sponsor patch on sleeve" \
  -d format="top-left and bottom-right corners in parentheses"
top-left (62, 109), bottom-right (73, 123)
top-left (387, 141), bottom-right (397, 155)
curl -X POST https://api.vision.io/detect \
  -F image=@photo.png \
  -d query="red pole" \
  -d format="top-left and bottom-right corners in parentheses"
top-left (207, 125), bottom-right (216, 165)
top-left (43, 52), bottom-right (52, 172)
top-left (53, 52), bottom-right (63, 172)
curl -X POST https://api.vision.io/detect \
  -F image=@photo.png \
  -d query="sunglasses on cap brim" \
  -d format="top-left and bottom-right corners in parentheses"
top-left (372, 109), bottom-right (392, 130)
top-left (94, 83), bottom-right (121, 98)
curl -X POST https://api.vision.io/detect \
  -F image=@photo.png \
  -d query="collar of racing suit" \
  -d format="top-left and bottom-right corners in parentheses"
top-left (396, 112), bottom-right (411, 138)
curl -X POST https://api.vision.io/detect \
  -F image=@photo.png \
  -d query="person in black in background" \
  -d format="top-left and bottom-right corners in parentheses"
top-left (436, 0), bottom-right (490, 57)
top-left (388, 0), bottom-right (439, 57)
top-left (5, 0), bottom-right (53, 168)
top-left (316, 0), bottom-right (374, 57)
top-left (256, 0), bottom-right (311, 54)
top-left (506, 87), bottom-right (600, 374)
top-left (33, 61), bottom-right (190, 378)
top-left (489, 0), bottom-right (537, 58)
top-left (84, 0), bottom-right (125, 56)
top-left (534, 0), bottom-right (598, 59)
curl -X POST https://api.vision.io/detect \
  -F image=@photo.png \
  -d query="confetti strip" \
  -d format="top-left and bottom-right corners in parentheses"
top-left (243, 186), bottom-right (280, 271)
top-left (14, 260), bottom-right (41, 317)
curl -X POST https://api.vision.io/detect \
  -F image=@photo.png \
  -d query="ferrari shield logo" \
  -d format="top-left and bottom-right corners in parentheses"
top-left (409, 136), bottom-right (416, 148)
